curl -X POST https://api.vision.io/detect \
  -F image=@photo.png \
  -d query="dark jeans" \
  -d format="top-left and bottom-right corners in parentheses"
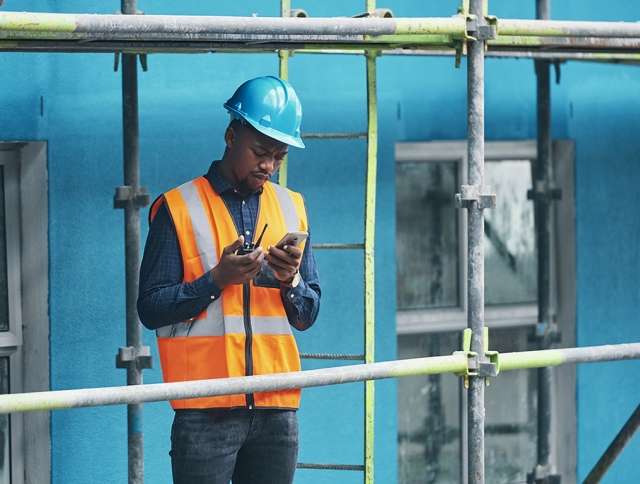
top-left (170, 409), bottom-right (298, 484)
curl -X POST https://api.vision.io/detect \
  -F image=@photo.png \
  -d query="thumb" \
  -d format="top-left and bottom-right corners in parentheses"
top-left (224, 235), bottom-right (244, 255)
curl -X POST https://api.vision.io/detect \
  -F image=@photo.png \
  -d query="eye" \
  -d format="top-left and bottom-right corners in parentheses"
top-left (252, 148), bottom-right (267, 158)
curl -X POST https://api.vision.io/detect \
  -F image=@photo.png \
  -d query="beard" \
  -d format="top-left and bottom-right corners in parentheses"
top-left (237, 172), bottom-right (268, 195)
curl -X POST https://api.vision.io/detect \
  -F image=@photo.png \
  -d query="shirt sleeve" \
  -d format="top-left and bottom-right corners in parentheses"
top-left (137, 203), bottom-right (222, 330)
top-left (280, 229), bottom-right (321, 331)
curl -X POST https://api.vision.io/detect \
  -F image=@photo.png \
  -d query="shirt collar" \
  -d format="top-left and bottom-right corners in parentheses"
top-left (205, 161), bottom-right (264, 196)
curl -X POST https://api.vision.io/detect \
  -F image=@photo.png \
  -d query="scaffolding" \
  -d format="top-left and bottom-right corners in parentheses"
top-left (1, 1), bottom-right (640, 484)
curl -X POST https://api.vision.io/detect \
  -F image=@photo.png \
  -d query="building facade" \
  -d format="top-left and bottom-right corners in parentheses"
top-left (0, 1), bottom-right (638, 483)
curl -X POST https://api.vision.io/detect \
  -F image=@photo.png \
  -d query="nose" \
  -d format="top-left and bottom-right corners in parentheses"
top-left (258, 156), bottom-right (278, 171)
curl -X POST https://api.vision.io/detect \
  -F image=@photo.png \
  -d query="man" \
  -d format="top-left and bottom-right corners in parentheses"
top-left (138, 76), bottom-right (321, 484)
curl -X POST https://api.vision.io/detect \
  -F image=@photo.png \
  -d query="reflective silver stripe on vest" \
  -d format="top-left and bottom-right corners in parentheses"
top-left (155, 314), bottom-right (291, 337)
top-left (179, 180), bottom-right (219, 272)
top-left (250, 316), bottom-right (293, 335)
top-left (157, 179), bottom-right (226, 339)
top-left (270, 183), bottom-right (299, 233)
top-left (156, 312), bottom-right (246, 338)
top-left (179, 179), bottom-right (226, 335)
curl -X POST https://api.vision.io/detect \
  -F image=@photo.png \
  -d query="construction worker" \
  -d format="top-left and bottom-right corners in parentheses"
top-left (137, 76), bottom-right (321, 484)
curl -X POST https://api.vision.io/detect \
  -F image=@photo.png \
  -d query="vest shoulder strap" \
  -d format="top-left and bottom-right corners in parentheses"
top-left (148, 193), bottom-right (165, 225)
top-left (266, 181), bottom-right (308, 232)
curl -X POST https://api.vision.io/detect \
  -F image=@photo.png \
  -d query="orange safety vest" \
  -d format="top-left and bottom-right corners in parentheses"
top-left (150, 176), bottom-right (308, 410)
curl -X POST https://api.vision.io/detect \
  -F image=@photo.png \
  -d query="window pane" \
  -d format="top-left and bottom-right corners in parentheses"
top-left (398, 333), bottom-right (461, 484)
top-left (484, 160), bottom-right (537, 305)
top-left (0, 357), bottom-right (10, 484)
top-left (0, 166), bottom-right (8, 332)
top-left (396, 162), bottom-right (459, 310)
top-left (485, 328), bottom-right (537, 483)
top-left (398, 328), bottom-right (537, 484)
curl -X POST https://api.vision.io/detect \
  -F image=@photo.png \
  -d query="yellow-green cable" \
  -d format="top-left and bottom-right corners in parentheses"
top-left (278, 0), bottom-right (291, 188)
top-left (365, 1), bottom-right (378, 480)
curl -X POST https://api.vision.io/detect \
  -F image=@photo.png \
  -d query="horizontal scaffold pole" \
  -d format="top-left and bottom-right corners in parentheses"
top-left (499, 343), bottom-right (640, 371)
top-left (0, 12), bottom-right (466, 40)
top-left (0, 343), bottom-right (637, 414)
top-left (498, 19), bottom-right (640, 39)
top-left (2, 12), bottom-right (640, 53)
top-left (2, 41), bottom-right (640, 64)
top-left (0, 355), bottom-right (468, 414)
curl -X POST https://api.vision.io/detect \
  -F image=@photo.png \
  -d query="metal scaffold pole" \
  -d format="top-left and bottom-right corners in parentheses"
top-left (529, 1), bottom-right (561, 483)
top-left (466, 1), bottom-right (488, 483)
top-left (583, 403), bottom-right (640, 484)
top-left (277, 0), bottom-right (290, 188)
top-left (364, 29), bottom-right (378, 484)
top-left (0, 343), bottom-right (638, 414)
top-left (364, 5), bottom-right (379, 484)
top-left (114, 1), bottom-right (151, 483)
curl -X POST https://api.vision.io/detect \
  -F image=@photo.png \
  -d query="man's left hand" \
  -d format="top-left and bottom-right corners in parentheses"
top-left (266, 244), bottom-right (302, 284)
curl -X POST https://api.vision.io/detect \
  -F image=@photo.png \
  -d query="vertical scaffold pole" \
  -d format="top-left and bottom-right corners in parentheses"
top-left (278, 0), bottom-right (291, 188)
top-left (117, 1), bottom-right (148, 483)
top-left (364, 50), bottom-right (377, 484)
top-left (364, 3), bottom-right (377, 484)
top-left (531, 1), bottom-right (560, 483)
top-left (466, 1), bottom-right (487, 483)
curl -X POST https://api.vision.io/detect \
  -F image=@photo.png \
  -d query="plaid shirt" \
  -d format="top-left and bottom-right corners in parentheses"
top-left (137, 161), bottom-right (321, 331)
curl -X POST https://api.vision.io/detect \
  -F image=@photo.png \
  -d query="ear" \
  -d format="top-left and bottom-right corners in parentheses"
top-left (224, 126), bottom-right (235, 149)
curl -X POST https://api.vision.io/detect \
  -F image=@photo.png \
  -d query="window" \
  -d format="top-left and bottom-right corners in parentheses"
top-left (396, 140), bottom-right (576, 483)
top-left (0, 143), bottom-right (50, 484)
top-left (0, 148), bottom-right (24, 484)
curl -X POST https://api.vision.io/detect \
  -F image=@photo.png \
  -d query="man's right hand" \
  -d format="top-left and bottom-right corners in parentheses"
top-left (211, 236), bottom-right (265, 289)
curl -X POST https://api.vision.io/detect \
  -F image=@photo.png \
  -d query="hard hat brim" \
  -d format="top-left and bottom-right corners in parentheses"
top-left (225, 104), bottom-right (305, 149)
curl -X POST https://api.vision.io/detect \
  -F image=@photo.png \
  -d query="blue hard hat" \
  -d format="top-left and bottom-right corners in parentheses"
top-left (224, 76), bottom-right (305, 149)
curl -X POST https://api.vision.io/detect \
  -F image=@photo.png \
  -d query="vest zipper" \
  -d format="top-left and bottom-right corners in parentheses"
top-left (219, 192), bottom-right (260, 410)
top-left (243, 281), bottom-right (255, 409)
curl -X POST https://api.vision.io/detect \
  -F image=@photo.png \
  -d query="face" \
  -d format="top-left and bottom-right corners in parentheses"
top-left (224, 122), bottom-right (288, 192)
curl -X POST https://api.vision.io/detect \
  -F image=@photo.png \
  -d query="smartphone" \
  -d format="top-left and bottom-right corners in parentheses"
top-left (276, 231), bottom-right (308, 248)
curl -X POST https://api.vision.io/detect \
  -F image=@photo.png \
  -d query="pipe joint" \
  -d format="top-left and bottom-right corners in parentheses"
top-left (455, 328), bottom-right (501, 388)
top-left (527, 181), bottom-right (562, 202)
top-left (114, 185), bottom-right (150, 209)
top-left (114, 52), bottom-right (148, 72)
top-left (466, 14), bottom-right (497, 41)
top-left (455, 184), bottom-right (496, 209)
top-left (116, 345), bottom-right (152, 370)
top-left (290, 9), bottom-right (308, 19)
top-left (353, 8), bottom-right (394, 19)
top-left (532, 321), bottom-right (562, 346)
top-left (526, 464), bottom-right (561, 484)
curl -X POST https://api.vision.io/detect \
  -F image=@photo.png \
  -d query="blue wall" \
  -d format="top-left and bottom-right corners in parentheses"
top-left (0, 0), bottom-right (639, 483)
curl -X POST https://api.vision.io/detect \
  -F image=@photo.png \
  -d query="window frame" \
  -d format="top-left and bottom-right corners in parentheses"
top-left (395, 138), bottom-right (577, 482)
top-left (0, 142), bottom-right (50, 484)
top-left (396, 140), bottom-right (541, 334)
top-left (0, 147), bottom-right (25, 484)
top-left (0, 151), bottom-right (23, 348)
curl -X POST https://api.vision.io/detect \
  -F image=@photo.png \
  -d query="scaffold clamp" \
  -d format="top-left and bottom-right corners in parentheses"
top-left (116, 345), bottom-right (152, 370)
top-left (114, 185), bottom-right (151, 209)
top-left (353, 8), bottom-right (394, 19)
top-left (455, 184), bottom-right (496, 210)
top-left (455, 328), bottom-right (500, 388)
top-left (527, 464), bottom-right (562, 484)
top-left (534, 319), bottom-right (562, 345)
top-left (290, 9), bottom-right (308, 19)
top-left (482, 327), bottom-right (501, 382)
top-left (465, 14), bottom-right (497, 41)
top-left (527, 180), bottom-right (562, 202)
top-left (114, 52), bottom-right (149, 73)
top-left (112, 9), bottom-right (148, 73)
